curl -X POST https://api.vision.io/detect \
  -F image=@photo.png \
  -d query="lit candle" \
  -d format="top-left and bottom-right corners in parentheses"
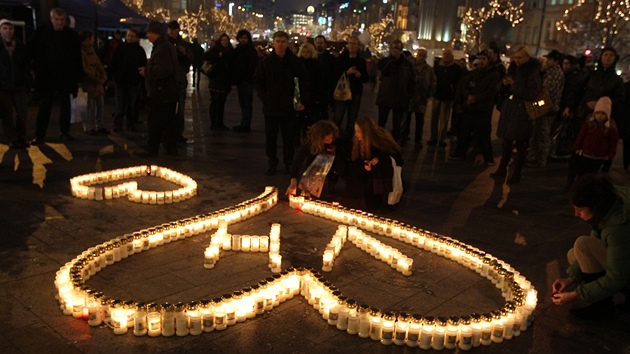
top-left (322, 251), bottom-right (334, 272)
top-left (270, 254), bottom-right (282, 273)
top-left (251, 236), bottom-right (260, 252)
top-left (241, 236), bottom-right (251, 252)
top-left (259, 236), bottom-right (269, 252)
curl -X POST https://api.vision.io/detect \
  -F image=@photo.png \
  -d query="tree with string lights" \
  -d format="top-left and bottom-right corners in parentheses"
top-left (556, 0), bottom-right (630, 61)
top-left (462, 0), bottom-right (524, 52)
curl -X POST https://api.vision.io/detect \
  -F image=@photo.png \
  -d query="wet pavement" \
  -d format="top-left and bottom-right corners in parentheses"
top-left (0, 74), bottom-right (629, 354)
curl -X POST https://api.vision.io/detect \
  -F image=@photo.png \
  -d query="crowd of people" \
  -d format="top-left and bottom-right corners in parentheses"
top-left (1, 8), bottom-right (630, 320)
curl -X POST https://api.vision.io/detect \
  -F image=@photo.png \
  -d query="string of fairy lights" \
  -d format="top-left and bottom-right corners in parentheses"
top-left (556, 0), bottom-right (630, 46)
top-left (462, 0), bottom-right (524, 50)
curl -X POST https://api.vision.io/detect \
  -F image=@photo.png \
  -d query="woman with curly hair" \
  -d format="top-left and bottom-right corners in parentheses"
top-left (285, 120), bottom-right (340, 197)
top-left (352, 116), bottom-right (403, 211)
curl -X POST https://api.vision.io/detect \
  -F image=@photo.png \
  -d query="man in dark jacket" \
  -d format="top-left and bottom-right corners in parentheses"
top-left (190, 38), bottom-right (204, 88)
top-left (232, 29), bottom-right (259, 132)
top-left (110, 27), bottom-right (147, 132)
top-left (375, 39), bottom-right (415, 142)
top-left (315, 35), bottom-right (335, 120)
top-left (430, 48), bottom-right (464, 146)
top-left (254, 31), bottom-right (309, 175)
top-left (166, 20), bottom-right (193, 143)
top-left (0, 18), bottom-right (29, 148)
top-left (29, 8), bottom-right (82, 144)
top-left (139, 21), bottom-right (185, 157)
top-left (450, 50), bottom-right (500, 164)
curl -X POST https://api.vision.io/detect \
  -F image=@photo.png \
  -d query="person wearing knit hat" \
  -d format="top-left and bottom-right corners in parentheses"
top-left (566, 96), bottom-right (618, 190)
top-left (145, 21), bottom-right (164, 35)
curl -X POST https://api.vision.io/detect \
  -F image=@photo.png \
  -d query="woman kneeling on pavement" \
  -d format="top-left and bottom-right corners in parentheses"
top-left (285, 120), bottom-right (341, 198)
top-left (352, 116), bottom-right (403, 212)
top-left (552, 174), bottom-right (630, 320)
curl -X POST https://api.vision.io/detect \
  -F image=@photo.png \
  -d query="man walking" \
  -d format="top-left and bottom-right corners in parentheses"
top-left (110, 27), bottom-right (147, 132)
top-left (29, 8), bottom-right (82, 144)
top-left (254, 31), bottom-right (309, 175)
top-left (139, 21), bottom-right (185, 157)
top-left (0, 18), bottom-right (30, 147)
top-left (375, 40), bottom-right (415, 142)
top-left (166, 20), bottom-right (193, 143)
top-left (429, 48), bottom-right (464, 146)
top-left (232, 29), bottom-right (259, 132)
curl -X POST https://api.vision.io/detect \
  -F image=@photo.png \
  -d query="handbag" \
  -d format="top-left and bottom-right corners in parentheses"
top-left (387, 156), bottom-right (403, 205)
top-left (524, 88), bottom-right (552, 121)
top-left (333, 73), bottom-right (352, 101)
top-left (70, 88), bottom-right (88, 124)
top-left (200, 61), bottom-right (214, 76)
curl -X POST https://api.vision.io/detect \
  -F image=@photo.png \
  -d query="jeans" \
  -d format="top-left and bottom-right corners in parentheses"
top-left (36, 87), bottom-right (73, 139)
top-left (237, 81), bottom-right (254, 128)
top-left (333, 94), bottom-right (362, 137)
top-left (83, 95), bottom-right (105, 131)
top-left (114, 84), bottom-right (139, 129)
top-left (430, 99), bottom-right (453, 142)
top-left (265, 114), bottom-right (297, 167)
top-left (377, 106), bottom-right (404, 142)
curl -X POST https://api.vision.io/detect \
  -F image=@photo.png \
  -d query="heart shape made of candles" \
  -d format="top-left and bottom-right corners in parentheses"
top-left (55, 185), bottom-right (537, 350)
top-left (69, 165), bottom-right (197, 203)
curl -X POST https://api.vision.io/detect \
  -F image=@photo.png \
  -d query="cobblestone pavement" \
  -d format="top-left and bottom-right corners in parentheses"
top-left (0, 74), bottom-right (628, 354)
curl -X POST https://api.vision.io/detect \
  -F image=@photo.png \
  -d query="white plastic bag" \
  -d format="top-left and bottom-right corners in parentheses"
top-left (71, 88), bottom-right (88, 124)
top-left (333, 73), bottom-right (352, 101)
top-left (388, 156), bottom-right (403, 205)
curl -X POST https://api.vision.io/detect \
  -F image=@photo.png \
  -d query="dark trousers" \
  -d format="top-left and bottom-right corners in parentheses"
top-left (36, 87), bottom-right (72, 139)
top-left (210, 91), bottom-right (228, 128)
top-left (114, 84), bottom-right (139, 129)
top-left (176, 84), bottom-right (186, 137)
top-left (497, 139), bottom-right (528, 178)
top-left (567, 154), bottom-right (604, 185)
top-left (377, 106), bottom-right (404, 142)
top-left (265, 114), bottom-right (297, 167)
top-left (333, 94), bottom-right (362, 138)
top-left (147, 100), bottom-right (177, 154)
top-left (454, 110), bottom-right (493, 162)
top-left (0, 90), bottom-right (19, 142)
top-left (237, 81), bottom-right (254, 128)
top-left (192, 66), bottom-right (201, 87)
top-left (401, 110), bottom-right (425, 143)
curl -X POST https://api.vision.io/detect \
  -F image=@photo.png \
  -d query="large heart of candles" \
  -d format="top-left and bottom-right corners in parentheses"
top-left (55, 184), bottom-right (537, 350)
top-left (69, 165), bottom-right (197, 204)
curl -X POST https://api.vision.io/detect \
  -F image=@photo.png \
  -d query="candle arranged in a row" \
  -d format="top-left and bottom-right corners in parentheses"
top-left (69, 165), bottom-right (197, 203)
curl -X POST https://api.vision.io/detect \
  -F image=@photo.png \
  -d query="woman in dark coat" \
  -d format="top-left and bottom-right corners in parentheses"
top-left (203, 33), bottom-right (233, 130)
top-left (296, 42), bottom-right (323, 142)
top-left (491, 45), bottom-right (541, 184)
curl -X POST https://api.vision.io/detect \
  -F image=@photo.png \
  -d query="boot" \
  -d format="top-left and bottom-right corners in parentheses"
top-left (569, 271), bottom-right (615, 320)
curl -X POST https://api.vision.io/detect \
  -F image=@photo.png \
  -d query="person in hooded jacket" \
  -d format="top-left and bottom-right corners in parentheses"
top-left (552, 174), bottom-right (630, 320)
top-left (491, 45), bottom-right (541, 184)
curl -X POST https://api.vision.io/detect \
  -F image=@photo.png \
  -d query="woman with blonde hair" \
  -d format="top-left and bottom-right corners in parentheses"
top-left (286, 120), bottom-right (340, 197)
top-left (352, 116), bottom-right (403, 211)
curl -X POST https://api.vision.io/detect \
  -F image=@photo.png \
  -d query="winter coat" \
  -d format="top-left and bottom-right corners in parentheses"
top-left (433, 61), bottom-right (464, 100)
top-left (568, 66), bottom-right (624, 121)
top-left (333, 51), bottom-right (368, 98)
top-left (110, 42), bottom-right (147, 87)
top-left (80, 44), bottom-right (107, 97)
top-left (409, 63), bottom-right (436, 113)
top-left (376, 55), bottom-right (415, 110)
top-left (573, 117), bottom-right (618, 159)
top-left (567, 185), bottom-right (630, 303)
top-left (232, 41), bottom-right (258, 85)
top-left (254, 50), bottom-right (310, 117)
top-left (619, 82), bottom-right (630, 139)
top-left (454, 64), bottom-right (500, 114)
top-left (496, 58), bottom-right (542, 141)
top-left (301, 57), bottom-right (323, 109)
top-left (203, 44), bottom-right (233, 92)
top-left (542, 63), bottom-right (564, 112)
top-left (28, 23), bottom-right (82, 95)
top-left (145, 36), bottom-right (185, 103)
top-left (167, 35), bottom-right (193, 78)
top-left (559, 67), bottom-right (583, 113)
top-left (0, 37), bottom-right (29, 91)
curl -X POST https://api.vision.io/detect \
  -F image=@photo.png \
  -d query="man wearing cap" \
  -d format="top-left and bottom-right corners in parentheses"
top-left (166, 20), bottom-right (193, 143)
top-left (450, 50), bottom-right (500, 164)
top-left (526, 49), bottom-right (564, 167)
top-left (139, 21), bottom-right (185, 157)
top-left (0, 18), bottom-right (30, 148)
top-left (28, 7), bottom-right (82, 144)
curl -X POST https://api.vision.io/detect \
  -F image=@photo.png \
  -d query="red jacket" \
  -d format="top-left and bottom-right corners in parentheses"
top-left (573, 119), bottom-right (619, 159)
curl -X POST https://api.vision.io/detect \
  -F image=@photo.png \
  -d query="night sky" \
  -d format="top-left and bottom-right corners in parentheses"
top-left (275, 0), bottom-right (314, 16)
